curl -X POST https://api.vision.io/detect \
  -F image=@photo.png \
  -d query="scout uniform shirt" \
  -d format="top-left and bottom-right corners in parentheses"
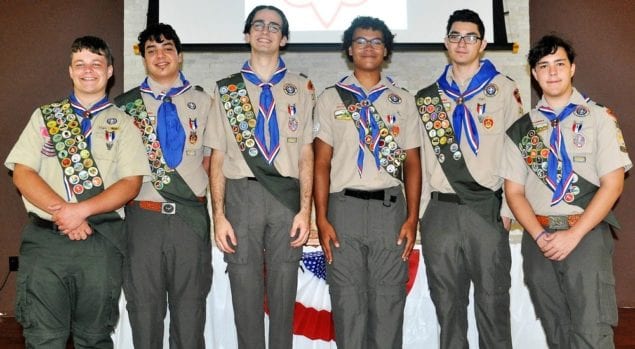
top-left (135, 77), bottom-right (213, 201)
top-left (420, 70), bottom-right (523, 203)
top-left (502, 88), bottom-right (632, 216)
top-left (208, 72), bottom-right (314, 179)
top-left (314, 75), bottom-right (421, 193)
top-left (5, 102), bottom-right (150, 219)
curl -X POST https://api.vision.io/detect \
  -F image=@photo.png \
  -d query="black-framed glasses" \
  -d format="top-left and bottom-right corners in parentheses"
top-left (352, 37), bottom-right (384, 48)
top-left (447, 33), bottom-right (481, 44)
top-left (251, 20), bottom-right (281, 34)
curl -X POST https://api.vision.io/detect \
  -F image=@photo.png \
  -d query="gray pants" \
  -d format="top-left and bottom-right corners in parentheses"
top-left (420, 195), bottom-right (512, 349)
top-left (16, 222), bottom-right (122, 349)
top-left (326, 186), bottom-right (408, 349)
top-left (522, 222), bottom-right (616, 349)
top-left (123, 204), bottom-right (212, 349)
top-left (224, 178), bottom-right (302, 349)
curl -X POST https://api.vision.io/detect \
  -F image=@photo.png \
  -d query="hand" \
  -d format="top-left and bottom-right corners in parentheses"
top-left (49, 202), bottom-right (88, 232)
top-left (65, 221), bottom-right (93, 241)
top-left (213, 215), bottom-right (238, 253)
top-left (397, 220), bottom-right (417, 261)
top-left (290, 211), bottom-right (310, 248)
top-left (540, 229), bottom-right (583, 261)
top-left (316, 218), bottom-right (339, 264)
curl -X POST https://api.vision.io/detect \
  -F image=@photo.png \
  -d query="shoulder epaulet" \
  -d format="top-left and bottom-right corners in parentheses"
top-left (194, 85), bottom-right (204, 92)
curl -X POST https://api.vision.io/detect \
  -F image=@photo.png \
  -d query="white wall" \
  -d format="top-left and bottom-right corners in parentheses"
top-left (124, 0), bottom-right (530, 111)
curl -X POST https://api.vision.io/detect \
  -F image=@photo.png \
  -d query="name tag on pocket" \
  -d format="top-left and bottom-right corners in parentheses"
top-left (287, 137), bottom-right (297, 143)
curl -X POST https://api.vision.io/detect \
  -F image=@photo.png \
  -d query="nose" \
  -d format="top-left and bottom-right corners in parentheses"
top-left (548, 64), bottom-right (557, 75)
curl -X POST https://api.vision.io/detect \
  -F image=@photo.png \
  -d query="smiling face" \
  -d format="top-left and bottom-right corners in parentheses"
top-left (245, 8), bottom-right (287, 55)
top-left (444, 21), bottom-right (487, 67)
top-left (142, 36), bottom-right (183, 85)
top-left (532, 46), bottom-right (575, 103)
top-left (348, 28), bottom-right (387, 73)
top-left (69, 49), bottom-right (112, 100)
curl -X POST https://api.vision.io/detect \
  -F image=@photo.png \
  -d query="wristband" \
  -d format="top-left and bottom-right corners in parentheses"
top-left (534, 230), bottom-right (549, 242)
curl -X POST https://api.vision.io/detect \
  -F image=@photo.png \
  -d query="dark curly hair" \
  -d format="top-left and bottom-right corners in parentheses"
top-left (342, 16), bottom-right (394, 62)
top-left (138, 23), bottom-right (182, 58)
top-left (528, 35), bottom-right (576, 69)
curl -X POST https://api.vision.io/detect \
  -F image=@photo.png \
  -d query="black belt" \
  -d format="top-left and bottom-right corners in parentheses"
top-left (344, 189), bottom-right (397, 203)
top-left (247, 177), bottom-right (258, 181)
top-left (28, 213), bottom-right (62, 232)
top-left (431, 191), bottom-right (464, 204)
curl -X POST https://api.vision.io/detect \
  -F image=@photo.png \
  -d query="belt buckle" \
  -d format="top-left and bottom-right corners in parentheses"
top-left (161, 202), bottom-right (176, 215)
top-left (549, 216), bottom-right (569, 230)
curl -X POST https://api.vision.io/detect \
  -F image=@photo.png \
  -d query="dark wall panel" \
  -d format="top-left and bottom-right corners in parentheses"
top-left (530, 0), bottom-right (635, 306)
top-left (0, 1), bottom-right (124, 315)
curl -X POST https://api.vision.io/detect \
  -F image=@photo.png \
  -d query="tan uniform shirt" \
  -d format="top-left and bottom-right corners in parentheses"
top-left (420, 69), bottom-right (523, 213)
top-left (502, 88), bottom-right (632, 216)
top-left (5, 102), bottom-right (150, 219)
top-left (208, 71), bottom-right (314, 179)
top-left (314, 75), bottom-right (421, 193)
top-left (135, 77), bottom-right (214, 200)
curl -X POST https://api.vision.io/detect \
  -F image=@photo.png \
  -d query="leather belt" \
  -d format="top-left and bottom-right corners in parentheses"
top-left (28, 213), bottom-right (64, 234)
top-left (247, 177), bottom-right (258, 181)
top-left (536, 214), bottom-right (581, 230)
top-left (431, 191), bottom-right (464, 204)
top-left (343, 189), bottom-right (397, 203)
top-left (128, 196), bottom-right (207, 215)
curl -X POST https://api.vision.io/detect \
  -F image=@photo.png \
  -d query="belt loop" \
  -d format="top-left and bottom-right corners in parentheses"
top-left (383, 189), bottom-right (392, 207)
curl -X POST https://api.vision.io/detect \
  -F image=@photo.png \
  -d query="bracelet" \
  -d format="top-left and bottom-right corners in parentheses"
top-left (534, 230), bottom-right (549, 242)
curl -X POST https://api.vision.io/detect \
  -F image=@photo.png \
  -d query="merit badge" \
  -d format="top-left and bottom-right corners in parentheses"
top-left (283, 83), bottom-right (297, 96)
top-left (388, 93), bottom-right (402, 104)
top-left (187, 102), bottom-right (197, 110)
top-left (575, 105), bottom-right (589, 117)
top-left (483, 116), bottom-right (494, 129)
top-left (485, 83), bottom-right (498, 97)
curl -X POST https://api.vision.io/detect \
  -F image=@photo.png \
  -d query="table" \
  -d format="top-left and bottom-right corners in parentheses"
top-left (112, 232), bottom-right (548, 348)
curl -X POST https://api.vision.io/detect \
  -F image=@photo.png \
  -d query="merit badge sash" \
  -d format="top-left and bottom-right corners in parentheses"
top-left (507, 113), bottom-right (619, 228)
top-left (41, 98), bottom-right (106, 201)
top-left (40, 98), bottom-right (126, 252)
top-left (415, 84), bottom-right (502, 225)
top-left (115, 89), bottom-right (210, 239)
top-left (216, 73), bottom-right (300, 213)
top-left (334, 85), bottom-right (406, 179)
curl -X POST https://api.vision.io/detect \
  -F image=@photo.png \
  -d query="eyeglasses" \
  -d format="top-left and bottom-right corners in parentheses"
top-left (352, 37), bottom-right (384, 48)
top-left (251, 20), bottom-right (282, 34)
top-left (446, 33), bottom-right (481, 45)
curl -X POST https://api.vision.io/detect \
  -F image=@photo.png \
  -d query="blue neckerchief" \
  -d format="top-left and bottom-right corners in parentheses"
top-left (437, 59), bottom-right (499, 155)
top-left (241, 58), bottom-right (287, 165)
top-left (538, 103), bottom-right (578, 205)
top-left (140, 72), bottom-right (191, 168)
top-left (336, 77), bottom-right (388, 176)
top-left (69, 93), bottom-right (112, 149)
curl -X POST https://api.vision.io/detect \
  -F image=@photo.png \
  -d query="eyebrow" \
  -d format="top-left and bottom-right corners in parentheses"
top-left (449, 31), bottom-right (479, 36)
top-left (252, 19), bottom-right (281, 25)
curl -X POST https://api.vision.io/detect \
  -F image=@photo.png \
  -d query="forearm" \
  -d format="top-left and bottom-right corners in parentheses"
top-left (13, 164), bottom-right (66, 214)
top-left (570, 168), bottom-right (624, 237)
top-left (312, 139), bottom-right (332, 222)
top-left (402, 147), bottom-right (422, 223)
top-left (209, 150), bottom-right (227, 220)
top-left (297, 144), bottom-right (314, 215)
top-left (80, 176), bottom-right (143, 217)
top-left (504, 180), bottom-right (543, 238)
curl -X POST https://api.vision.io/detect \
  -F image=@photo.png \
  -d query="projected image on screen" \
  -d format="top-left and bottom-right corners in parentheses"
top-left (157, 0), bottom-right (500, 46)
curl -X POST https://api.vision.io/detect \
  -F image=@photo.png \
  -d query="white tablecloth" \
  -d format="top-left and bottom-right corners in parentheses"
top-left (112, 232), bottom-right (548, 348)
